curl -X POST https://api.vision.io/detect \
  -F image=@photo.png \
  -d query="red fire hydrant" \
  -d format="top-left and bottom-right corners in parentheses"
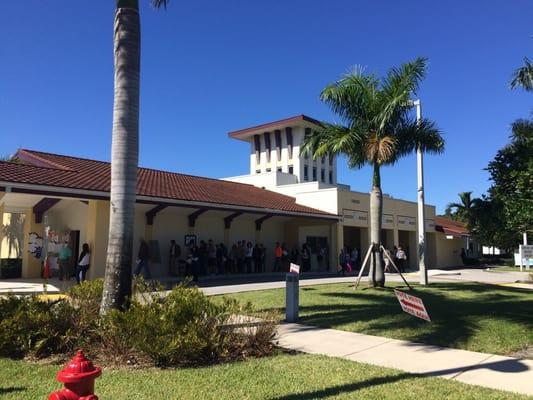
top-left (48, 350), bottom-right (102, 400)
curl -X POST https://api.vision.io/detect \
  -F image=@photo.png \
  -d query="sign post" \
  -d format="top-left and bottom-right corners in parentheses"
top-left (286, 265), bottom-right (300, 323)
top-left (394, 289), bottom-right (431, 322)
top-left (519, 245), bottom-right (533, 271)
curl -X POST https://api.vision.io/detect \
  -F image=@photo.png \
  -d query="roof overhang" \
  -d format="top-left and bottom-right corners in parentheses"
top-left (228, 114), bottom-right (323, 141)
top-left (0, 181), bottom-right (340, 221)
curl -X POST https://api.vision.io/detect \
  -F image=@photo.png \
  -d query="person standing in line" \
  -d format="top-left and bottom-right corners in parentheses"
top-left (207, 239), bottom-right (216, 274)
top-left (187, 245), bottom-right (200, 282)
top-left (169, 239), bottom-right (181, 276)
top-left (252, 243), bottom-right (261, 273)
top-left (290, 245), bottom-right (300, 265)
top-left (244, 241), bottom-right (253, 273)
top-left (135, 239), bottom-right (151, 279)
top-left (58, 239), bottom-right (72, 281)
top-left (396, 246), bottom-right (407, 273)
top-left (274, 242), bottom-right (282, 272)
top-left (76, 243), bottom-right (90, 284)
top-left (338, 247), bottom-right (348, 276)
top-left (259, 244), bottom-right (266, 272)
top-left (383, 247), bottom-right (392, 273)
top-left (392, 246), bottom-right (399, 271)
top-left (301, 243), bottom-right (311, 272)
top-left (350, 247), bottom-right (359, 270)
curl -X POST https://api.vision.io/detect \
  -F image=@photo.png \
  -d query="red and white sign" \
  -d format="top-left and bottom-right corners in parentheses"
top-left (394, 290), bottom-right (431, 322)
top-left (289, 263), bottom-right (300, 274)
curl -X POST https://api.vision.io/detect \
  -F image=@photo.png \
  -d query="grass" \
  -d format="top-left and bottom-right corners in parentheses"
top-left (226, 282), bottom-right (533, 356)
top-left (0, 353), bottom-right (528, 399)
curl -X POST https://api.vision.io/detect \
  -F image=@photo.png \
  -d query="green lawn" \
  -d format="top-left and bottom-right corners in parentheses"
top-left (227, 282), bottom-right (533, 356)
top-left (0, 354), bottom-right (528, 399)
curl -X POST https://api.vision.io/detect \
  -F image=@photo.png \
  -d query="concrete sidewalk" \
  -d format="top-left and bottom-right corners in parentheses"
top-left (276, 323), bottom-right (533, 396)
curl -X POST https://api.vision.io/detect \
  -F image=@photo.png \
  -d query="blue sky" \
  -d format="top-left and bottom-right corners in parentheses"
top-left (0, 1), bottom-right (531, 213)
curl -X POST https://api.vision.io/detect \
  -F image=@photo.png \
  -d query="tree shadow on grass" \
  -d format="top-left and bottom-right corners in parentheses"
top-left (271, 358), bottom-right (530, 399)
top-left (293, 283), bottom-right (533, 353)
top-left (0, 387), bottom-right (25, 395)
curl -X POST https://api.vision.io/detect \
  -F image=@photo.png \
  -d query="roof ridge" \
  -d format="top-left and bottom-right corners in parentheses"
top-left (17, 149), bottom-right (76, 171)
top-left (19, 148), bottom-right (278, 191)
top-left (0, 159), bottom-right (78, 173)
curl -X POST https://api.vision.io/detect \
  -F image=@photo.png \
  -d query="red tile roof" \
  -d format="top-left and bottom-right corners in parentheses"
top-left (0, 149), bottom-right (335, 218)
top-left (435, 216), bottom-right (469, 237)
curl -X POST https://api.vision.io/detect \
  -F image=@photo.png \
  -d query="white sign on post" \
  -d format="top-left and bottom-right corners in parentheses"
top-left (394, 290), bottom-right (431, 322)
top-left (289, 263), bottom-right (300, 274)
top-left (519, 245), bottom-right (533, 271)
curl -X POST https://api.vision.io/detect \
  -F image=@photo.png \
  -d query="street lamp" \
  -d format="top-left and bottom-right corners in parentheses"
top-left (410, 99), bottom-right (428, 285)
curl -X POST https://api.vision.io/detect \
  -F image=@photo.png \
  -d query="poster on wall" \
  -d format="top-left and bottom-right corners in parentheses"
top-left (184, 235), bottom-right (197, 248)
top-left (28, 232), bottom-right (43, 258)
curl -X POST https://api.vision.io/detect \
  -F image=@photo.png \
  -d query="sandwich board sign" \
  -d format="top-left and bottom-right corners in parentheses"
top-left (394, 289), bottom-right (431, 322)
top-left (289, 263), bottom-right (300, 274)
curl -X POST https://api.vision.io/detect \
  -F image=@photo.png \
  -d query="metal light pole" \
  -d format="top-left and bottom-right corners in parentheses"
top-left (413, 99), bottom-right (428, 285)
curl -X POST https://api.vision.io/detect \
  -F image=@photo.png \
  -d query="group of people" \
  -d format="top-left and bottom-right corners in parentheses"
top-left (338, 245), bottom-right (409, 275)
top-left (165, 239), bottom-right (329, 282)
top-left (55, 240), bottom-right (91, 284)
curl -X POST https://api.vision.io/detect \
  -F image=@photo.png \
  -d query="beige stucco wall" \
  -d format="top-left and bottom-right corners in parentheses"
top-left (435, 232), bottom-right (464, 268)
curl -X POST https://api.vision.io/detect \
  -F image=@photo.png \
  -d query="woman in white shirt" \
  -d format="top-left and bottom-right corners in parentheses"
top-left (76, 243), bottom-right (91, 284)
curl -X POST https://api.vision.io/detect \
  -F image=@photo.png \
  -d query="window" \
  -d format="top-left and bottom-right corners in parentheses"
top-left (329, 155), bottom-right (333, 166)
top-left (288, 165), bottom-right (293, 175)
top-left (277, 167), bottom-right (282, 172)
top-left (266, 167), bottom-right (271, 172)
top-left (304, 165), bottom-right (308, 181)
top-left (255, 169), bottom-right (261, 174)
top-left (321, 156), bottom-right (325, 164)
top-left (312, 167), bottom-right (317, 181)
top-left (329, 171), bottom-right (333, 184)
top-left (321, 169), bottom-right (325, 182)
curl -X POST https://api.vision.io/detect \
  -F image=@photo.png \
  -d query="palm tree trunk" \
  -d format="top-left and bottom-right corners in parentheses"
top-left (100, 0), bottom-right (141, 314)
top-left (368, 163), bottom-right (385, 287)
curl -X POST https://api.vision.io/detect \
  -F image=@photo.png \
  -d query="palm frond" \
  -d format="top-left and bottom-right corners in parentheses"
top-left (395, 117), bottom-right (444, 157)
top-left (151, 0), bottom-right (169, 9)
top-left (320, 71), bottom-right (379, 126)
top-left (376, 57), bottom-right (428, 132)
top-left (510, 57), bottom-right (533, 91)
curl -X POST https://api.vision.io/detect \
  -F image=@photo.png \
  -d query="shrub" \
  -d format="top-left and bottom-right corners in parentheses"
top-left (0, 294), bottom-right (73, 358)
top-left (0, 279), bottom-right (276, 367)
top-left (101, 284), bottom-right (275, 366)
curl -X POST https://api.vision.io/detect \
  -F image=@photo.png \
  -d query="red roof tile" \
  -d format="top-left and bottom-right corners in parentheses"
top-left (435, 216), bottom-right (469, 237)
top-left (0, 149), bottom-right (334, 218)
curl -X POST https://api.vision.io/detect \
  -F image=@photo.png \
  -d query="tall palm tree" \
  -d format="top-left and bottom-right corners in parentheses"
top-left (511, 57), bottom-right (533, 91)
top-left (302, 58), bottom-right (444, 287)
top-left (445, 191), bottom-right (481, 225)
top-left (100, 0), bottom-right (170, 315)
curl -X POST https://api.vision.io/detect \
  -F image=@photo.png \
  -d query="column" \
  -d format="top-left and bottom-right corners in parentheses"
top-left (85, 200), bottom-right (110, 280)
top-left (0, 201), bottom-right (4, 259)
top-left (393, 228), bottom-right (399, 247)
top-left (22, 208), bottom-right (44, 278)
top-left (332, 222), bottom-right (344, 272)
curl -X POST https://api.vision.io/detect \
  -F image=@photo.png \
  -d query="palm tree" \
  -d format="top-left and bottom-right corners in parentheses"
top-left (100, 0), bottom-right (170, 315)
top-left (511, 57), bottom-right (533, 91)
top-left (302, 58), bottom-right (444, 287)
top-left (445, 191), bottom-right (481, 225)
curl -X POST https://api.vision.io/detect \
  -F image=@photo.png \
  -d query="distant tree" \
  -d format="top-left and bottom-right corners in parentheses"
top-left (445, 191), bottom-right (482, 226)
top-left (486, 119), bottom-right (533, 244)
top-left (301, 58), bottom-right (444, 287)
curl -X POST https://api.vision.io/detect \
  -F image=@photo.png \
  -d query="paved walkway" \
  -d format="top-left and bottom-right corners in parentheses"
top-left (1, 268), bottom-right (530, 295)
top-left (276, 323), bottom-right (533, 396)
